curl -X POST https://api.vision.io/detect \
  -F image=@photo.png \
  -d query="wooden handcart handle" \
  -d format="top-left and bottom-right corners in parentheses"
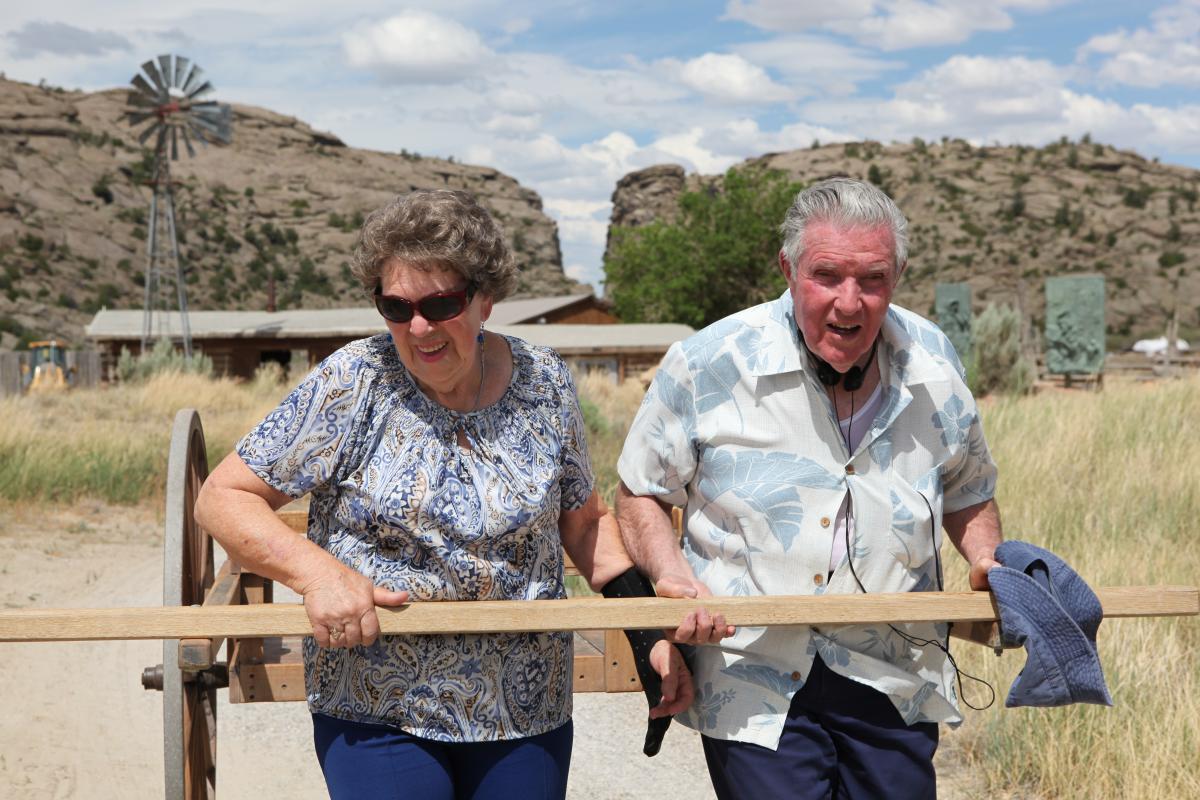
top-left (0, 586), bottom-right (1194, 642)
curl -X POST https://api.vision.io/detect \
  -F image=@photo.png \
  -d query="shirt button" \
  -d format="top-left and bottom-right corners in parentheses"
top-left (820, 517), bottom-right (831, 528)
top-left (845, 465), bottom-right (856, 475)
top-left (791, 671), bottom-right (802, 681)
top-left (813, 573), bottom-right (824, 586)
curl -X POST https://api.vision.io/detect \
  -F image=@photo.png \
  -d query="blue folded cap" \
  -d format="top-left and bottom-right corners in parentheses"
top-left (988, 541), bottom-right (1113, 708)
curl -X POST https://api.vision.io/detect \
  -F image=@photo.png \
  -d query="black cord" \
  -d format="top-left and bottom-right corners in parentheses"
top-left (842, 491), bottom-right (996, 711)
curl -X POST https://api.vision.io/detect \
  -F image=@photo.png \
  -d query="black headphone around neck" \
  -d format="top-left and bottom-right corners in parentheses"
top-left (805, 338), bottom-right (879, 392)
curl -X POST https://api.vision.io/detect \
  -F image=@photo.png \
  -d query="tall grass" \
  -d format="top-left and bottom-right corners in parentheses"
top-left (944, 377), bottom-right (1200, 799)
top-left (0, 370), bottom-right (287, 503)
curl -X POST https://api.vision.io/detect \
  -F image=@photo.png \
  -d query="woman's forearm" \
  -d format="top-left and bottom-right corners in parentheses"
top-left (194, 453), bottom-right (342, 595)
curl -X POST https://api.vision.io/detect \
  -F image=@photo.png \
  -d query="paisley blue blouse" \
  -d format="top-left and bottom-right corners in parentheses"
top-left (236, 333), bottom-right (593, 741)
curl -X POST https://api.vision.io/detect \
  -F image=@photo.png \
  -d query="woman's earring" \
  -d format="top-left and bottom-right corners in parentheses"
top-left (477, 323), bottom-right (485, 344)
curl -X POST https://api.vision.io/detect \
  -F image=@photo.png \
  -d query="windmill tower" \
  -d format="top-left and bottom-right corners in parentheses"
top-left (125, 55), bottom-right (231, 358)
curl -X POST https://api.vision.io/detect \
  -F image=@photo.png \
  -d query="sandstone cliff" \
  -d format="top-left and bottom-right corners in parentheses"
top-left (606, 139), bottom-right (1200, 345)
top-left (0, 77), bottom-right (584, 347)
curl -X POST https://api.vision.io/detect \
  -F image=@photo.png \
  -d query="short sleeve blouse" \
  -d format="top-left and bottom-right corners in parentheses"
top-left (236, 333), bottom-right (593, 742)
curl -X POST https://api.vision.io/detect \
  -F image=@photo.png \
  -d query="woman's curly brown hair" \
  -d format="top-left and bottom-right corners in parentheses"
top-left (351, 189), bottom-right (517, 300)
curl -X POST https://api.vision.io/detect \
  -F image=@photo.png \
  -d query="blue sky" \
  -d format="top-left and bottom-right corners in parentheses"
top-left (3, 1), bottom-right (1198, 292)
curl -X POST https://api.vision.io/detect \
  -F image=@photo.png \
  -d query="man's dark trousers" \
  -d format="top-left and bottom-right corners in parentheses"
top-left (702, 654), bottom-right (939, 799)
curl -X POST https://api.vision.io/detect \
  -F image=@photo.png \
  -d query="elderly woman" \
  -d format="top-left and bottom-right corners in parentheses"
top-left (194, 189), bottom-right (690, 799)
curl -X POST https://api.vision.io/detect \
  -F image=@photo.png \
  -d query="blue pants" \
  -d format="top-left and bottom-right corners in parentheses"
top-left (702, 656), bottom-right (939, 800)
top-left (312, 714), bottom-right (573, 800)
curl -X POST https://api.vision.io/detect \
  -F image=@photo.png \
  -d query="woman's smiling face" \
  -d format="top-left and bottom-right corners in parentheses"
top-left (380, 258), bottom-right (492, 405)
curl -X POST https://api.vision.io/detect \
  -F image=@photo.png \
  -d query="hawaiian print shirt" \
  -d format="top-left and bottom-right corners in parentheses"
top-left (618, 291), bottom-right (997, 749)
top-left (237, 333), bottom-right (593, 742)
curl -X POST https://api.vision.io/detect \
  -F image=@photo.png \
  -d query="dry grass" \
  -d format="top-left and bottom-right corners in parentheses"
top-left (574, 368), bottom-right (648, 505)
top-left (0, 369), bottom-right (287, 503)
top-left (943, 376), bottom-right (1200, 799)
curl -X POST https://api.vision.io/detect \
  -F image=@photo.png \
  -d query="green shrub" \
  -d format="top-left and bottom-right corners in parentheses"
top-left (578, 395), bottom-right (611, 438)
top-left (1159, 251), bottom-right (1186, 268)
top-left (18, 234), bottom-right (44, 254)
top-left (968, 303), bottom-right (1034, 397)
top-left (1122, 185), bottom-right (1152, 209)
top-left (116, 339), bottom-right (214, 382)
top-left (91, 174), bottom-right (114, 204)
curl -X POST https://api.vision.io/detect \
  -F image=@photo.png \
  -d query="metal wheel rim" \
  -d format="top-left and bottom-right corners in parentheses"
top-left (163, 408), bottom-right (217, 799)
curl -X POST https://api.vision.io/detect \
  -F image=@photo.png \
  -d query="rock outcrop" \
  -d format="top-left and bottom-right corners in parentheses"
top-left (606, 138), bottom-right (1200, 344)
top-left (0, 77), bottom-right (584, 344)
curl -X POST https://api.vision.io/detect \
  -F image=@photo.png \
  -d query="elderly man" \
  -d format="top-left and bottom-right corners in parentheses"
top-left (616, 177), bottom-right (1001, 799)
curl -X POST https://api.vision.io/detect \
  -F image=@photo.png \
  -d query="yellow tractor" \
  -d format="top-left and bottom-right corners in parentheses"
top-left (23, 340), bottom-right (71, 394)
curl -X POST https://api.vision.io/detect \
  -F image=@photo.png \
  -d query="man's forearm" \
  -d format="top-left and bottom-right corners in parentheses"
top-left (943, 498), bottom-right (1002, 563)
top-left (615, 481), bottom-right (693, 585)
top-left (944, 497), bottom-right (1002, 589)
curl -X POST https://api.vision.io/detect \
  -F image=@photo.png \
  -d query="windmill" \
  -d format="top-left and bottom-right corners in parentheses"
top-left (125, 55), bottom-right (232, 358)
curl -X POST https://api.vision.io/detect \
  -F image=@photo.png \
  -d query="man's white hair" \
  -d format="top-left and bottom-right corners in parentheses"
top-left (779, 177), bottom-right (909, 278)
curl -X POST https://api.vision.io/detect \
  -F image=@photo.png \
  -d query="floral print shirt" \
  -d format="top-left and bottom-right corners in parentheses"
top-left (237, 333), bottom-right (593, 742)
top-left (618, 291), bottom-right (997, 749)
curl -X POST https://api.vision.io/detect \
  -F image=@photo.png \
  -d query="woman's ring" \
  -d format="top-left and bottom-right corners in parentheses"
top-left (329, 627), bottom-right (344, 641)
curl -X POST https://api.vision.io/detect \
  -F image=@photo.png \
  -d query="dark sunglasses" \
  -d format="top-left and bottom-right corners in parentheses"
top-left (374, 281), bottom-right (477, 323)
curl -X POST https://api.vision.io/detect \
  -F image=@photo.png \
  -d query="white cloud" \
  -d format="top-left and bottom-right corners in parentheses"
top-left (800, 53), bottom-right (1200, 155)
top-left (343, 11), bottom-right (493, 84)
top-left (672, 52), bottom-right (792, 104)
top-left (732, 35), bottom-right (904, 96)
top-left (724, 0), bottom-right (1069, 51)
top-left (833, 2), bottom-right (1013, 51)
top-left (548, 198), bottom-right (610, 249)
top-left (563, 262), bottom-right (594, 285)
top-left (1077, 1), bottom-right (1200, 87)
top-left (4, 21), bottom-right (131, 59)
top-left (484, 112), bottom-right (542, 134)
top-left (488, 87), bottom-right (544, 114)
top-left (502, 18), bottom-right (533, 36)
top-left (723, 0), bottom-right (876, 29)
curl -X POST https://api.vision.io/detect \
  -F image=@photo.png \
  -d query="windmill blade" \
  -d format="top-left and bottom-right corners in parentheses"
top-left (141, 59), bottom-right (167, 95)
top-left (126, 91), bottom-right (159, 110)
top-left (177, 62), bottom-right (199, 95)
top-left (125, 111), bottom-right (156, 127)
top-left (180, 126), bottom-right (197, 158)
top-left (186, 114), bottom-right (228, 144)
top-left (157, 55), bottom-right (174, 89)
top-left (180, 65), bottom-right (205, 96)
top-left (170, 125), bottom-right (179, 160)
top-left (130, 74), bottom-right (165, 105)
top-left (172, 56), bottom-right (190, 89)
top-left (184, 120), bottom-right (211, 148)
top-left (190, 103), bottom-right (230, 122)
top-left (138, 120), bottom-right (163, 145)
top-left (185, 80), bottom-right (214, 101)
top-left (190, 105), bottom-right (232, 143)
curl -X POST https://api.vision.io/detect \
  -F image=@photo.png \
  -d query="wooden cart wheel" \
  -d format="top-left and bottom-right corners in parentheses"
top-left (163, 409), bottom-right (218, 800)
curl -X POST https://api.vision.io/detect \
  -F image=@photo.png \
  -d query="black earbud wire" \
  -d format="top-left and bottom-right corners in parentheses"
top-left (842, 493), bottom-right (996, 711)
top-left (834, 348), bottom-right (995, 713)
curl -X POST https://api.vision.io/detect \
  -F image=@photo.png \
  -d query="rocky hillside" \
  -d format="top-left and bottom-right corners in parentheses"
top-left (0, 77), bottom-right (583, 348)
top-left (607, 139), bottom-right (1200, 346)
